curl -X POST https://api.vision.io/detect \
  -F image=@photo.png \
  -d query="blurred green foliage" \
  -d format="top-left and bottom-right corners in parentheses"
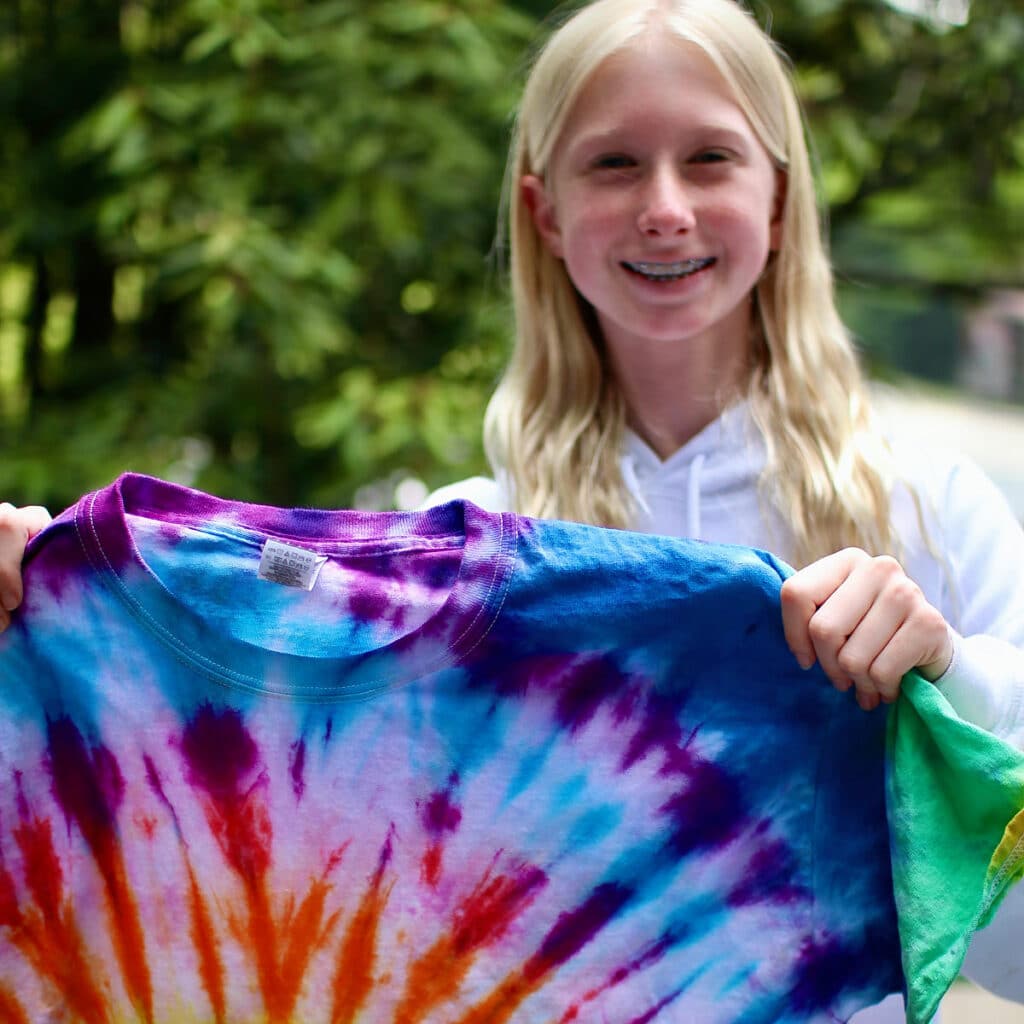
top-left (1, 0), bottom-right (1022, 510)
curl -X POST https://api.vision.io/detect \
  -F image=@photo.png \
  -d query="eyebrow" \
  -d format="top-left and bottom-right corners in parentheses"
top-left (568, 125), bottom-right (753, 159)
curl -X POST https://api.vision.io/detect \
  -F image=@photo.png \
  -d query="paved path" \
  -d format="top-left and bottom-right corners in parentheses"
top-left (873, 383), bottom-right (1024, 519)
top-left (945, 979), bottom-right (1024, 1022)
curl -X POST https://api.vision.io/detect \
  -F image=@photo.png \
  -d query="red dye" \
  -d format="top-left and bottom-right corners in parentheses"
top-left (9, 817), bottom-right (109, 1023)
top-left (13, 818), bottom-right (62, 923)
top-left (421, 842), bottom-right (443, 888)
top-left (0, 861), bottom-right (17, 928)
top-left (624, 986), bottom-right (685, 1023)
top-left (135, 813), bottom-right (158, 840)
top-left (0, 984), bottom-right (31, 1024)
top-left (556, 934), bottom-right (673, 1023)
top-left (180, 708), bottom-right (281, 1014)
top-left (181, 707), bottom-right (272, 884)
top-left (215, 783), bottom-right (273, 882)
top-left (454, 882), bottom-right (634, 1024)
top-left (452, 863), bottom-right (547, 956)
top-left (46, 718), bottom-right (154, 1022)
top-left (393, 860), bottom-right (548, 1024)
top-left (180, 708), bottom-right (353, 1022)
top-left (417, 783), bottom-right (459, 886)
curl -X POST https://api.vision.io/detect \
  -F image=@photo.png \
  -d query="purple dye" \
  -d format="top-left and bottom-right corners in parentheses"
top-left (526, 882), bottom-right (634, 980)
top-left (421, 776), bottom-right (462, 836)
top-left (181, 704), bottom-right (258, 796)
top-left (728, 830), bottom-right (809, 908)
top-left (289, 739), bottom-right (307, 801)
top-left (660, 758), bottom-right (745, 855)
top-left (46, 717), bottom-right (125, 838)
top-left (555, 656), bottom-right (628, 734)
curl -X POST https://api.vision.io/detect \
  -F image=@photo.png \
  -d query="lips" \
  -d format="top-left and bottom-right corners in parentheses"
top-left (622, 258), bottom-right (715, 282)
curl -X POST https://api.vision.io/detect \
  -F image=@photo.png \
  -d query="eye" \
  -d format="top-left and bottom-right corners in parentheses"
top-left (591, 153), bottom-right (636, 171)
top-left (690, 149), bottom-right (730, 165)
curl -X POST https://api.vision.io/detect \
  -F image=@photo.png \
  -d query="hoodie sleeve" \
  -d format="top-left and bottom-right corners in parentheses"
top-left (926, 455), bottom-right (1024, 749)
top-left (419, 475), bottom-right (511, 512)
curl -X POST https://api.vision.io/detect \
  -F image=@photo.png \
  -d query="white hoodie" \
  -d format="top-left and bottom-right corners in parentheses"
top-left (425, 402), bottom-right (1024, 1021)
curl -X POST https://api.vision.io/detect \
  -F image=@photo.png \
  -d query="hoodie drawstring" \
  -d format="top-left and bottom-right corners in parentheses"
top-left (622, 455), bottom-right (652, 520)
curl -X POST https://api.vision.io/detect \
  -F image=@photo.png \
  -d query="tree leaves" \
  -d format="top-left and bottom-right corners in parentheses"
top-left (0, 0), bottom-right (1020, 509)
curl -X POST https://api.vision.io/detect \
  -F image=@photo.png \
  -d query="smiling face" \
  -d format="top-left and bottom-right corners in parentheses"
top-left (522, 32), bottom-right (784, 379)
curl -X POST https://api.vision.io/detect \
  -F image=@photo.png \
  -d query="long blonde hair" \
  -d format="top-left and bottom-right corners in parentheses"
top-left (484, 0), bottom-right (898, 567)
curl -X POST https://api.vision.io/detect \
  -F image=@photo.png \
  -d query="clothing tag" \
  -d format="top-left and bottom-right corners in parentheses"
top-left (258, 538), bottom-right (328, 591)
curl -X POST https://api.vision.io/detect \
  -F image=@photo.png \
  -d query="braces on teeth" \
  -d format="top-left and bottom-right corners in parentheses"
top-left (626, 258), bottom-right (713, 278)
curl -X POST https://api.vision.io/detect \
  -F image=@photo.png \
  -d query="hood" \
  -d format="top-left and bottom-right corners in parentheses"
top-left (621, 402), bottom-right (774, 547)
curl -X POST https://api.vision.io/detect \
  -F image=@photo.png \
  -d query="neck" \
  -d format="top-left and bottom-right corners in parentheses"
top-left (604, 314), bottom-right (752, 462)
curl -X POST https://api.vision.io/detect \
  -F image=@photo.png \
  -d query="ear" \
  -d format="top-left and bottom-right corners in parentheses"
top-left (520, 174), bottom-right (564, 259)
top-left (769, 168), bottom-right (787, 252)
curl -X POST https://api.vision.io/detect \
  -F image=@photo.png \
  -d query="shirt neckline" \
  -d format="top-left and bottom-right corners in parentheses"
top-left (74, 473), bottom-right (519, 701)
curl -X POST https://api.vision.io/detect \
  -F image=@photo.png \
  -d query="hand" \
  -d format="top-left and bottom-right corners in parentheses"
top-left (0, 503), bottom-right (52, 632)
top-left (780, 548), bottom-right (953, 711)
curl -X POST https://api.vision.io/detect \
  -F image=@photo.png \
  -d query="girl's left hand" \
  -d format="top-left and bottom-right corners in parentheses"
top-left (779, 548), bottom-right (953, 711)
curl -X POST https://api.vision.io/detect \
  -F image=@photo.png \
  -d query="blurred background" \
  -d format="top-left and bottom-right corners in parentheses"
top-left (0, 0), bottom-right (1022, 518)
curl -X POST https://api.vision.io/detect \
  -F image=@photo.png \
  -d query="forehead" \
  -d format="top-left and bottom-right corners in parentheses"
top-left (556, 35), bottom-right (756, 154)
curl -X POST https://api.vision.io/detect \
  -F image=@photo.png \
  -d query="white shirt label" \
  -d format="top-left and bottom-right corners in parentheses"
top-left (258, 539), bottom-right (328, 591)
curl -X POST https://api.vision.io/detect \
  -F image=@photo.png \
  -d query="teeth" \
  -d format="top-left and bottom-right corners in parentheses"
top-left (625, 258), bottom-right (713, 279)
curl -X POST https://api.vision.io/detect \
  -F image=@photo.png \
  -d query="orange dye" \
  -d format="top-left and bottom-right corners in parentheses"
top-left (329, 867), bottom-right (394, 1023)
top-left (186, 861), bottom-right (226, 1024)
top-left (451, 971), bottom-right (537, 1024)
top-left (244, 878), bottom-right (286, 1023)
top-left (393, 862), bottom-right (546, 1024)
top-left (276, 875), bottom-right (339, 1019)
top-left (93, 832), bottom-right (154, 1022)
top-left (12, 817), bottom-right (111, 1023)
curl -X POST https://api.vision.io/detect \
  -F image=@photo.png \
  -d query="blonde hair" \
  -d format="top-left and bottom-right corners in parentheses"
top-left (484, 0), bottom-right (898, 566)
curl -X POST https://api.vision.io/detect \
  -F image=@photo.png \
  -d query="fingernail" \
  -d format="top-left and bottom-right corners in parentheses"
top-left (0, 593), bottom-right (16, 613)
top-left (796, 653), bottom-right (813, 670)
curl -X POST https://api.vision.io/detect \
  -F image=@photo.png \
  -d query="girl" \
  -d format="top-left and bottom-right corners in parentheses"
top-left (419, 0), bottom-right (1024, 1019)
top-left (2, 0), bottom-right (1023, 1018)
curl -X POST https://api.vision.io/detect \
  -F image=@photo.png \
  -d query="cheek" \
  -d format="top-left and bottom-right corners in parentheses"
top-left (560, 201), bottom-right (627, 261)
top-left (714, 200), bottom-right (776, 259)
top-left (558, 212), bottom-right (613, 280)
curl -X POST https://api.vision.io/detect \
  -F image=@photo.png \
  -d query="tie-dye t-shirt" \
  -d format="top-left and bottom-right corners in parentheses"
top-left (0, 473), bottom-right (905, 1024)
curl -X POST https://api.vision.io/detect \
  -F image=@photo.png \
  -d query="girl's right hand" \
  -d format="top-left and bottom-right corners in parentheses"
top-left (0, 504), bottom-right (52, 632)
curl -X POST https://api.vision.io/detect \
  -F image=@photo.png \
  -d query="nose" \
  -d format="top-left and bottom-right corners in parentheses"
top-left (636, 165), bottom-right (696, 237)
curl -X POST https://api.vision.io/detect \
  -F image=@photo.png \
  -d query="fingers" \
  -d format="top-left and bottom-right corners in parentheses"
top-left (780, 548), bottom-right (952, 711)
top-left (780, 549), bottom-right (867, 674)
top-left (0, 503), bottom-right (52, 631)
